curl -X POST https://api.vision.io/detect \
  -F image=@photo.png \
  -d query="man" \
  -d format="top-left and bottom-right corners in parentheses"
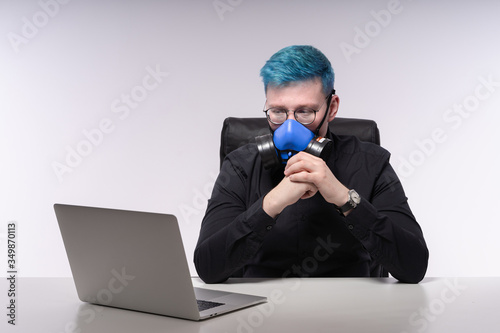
top-left (194, 45), bottom-right (428, 284)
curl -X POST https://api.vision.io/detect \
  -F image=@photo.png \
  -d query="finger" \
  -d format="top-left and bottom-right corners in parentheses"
top-left (286, 151), bottom-right (309, 166)
top-left (285, 157), bottom-right (320, 177)
top-left (285, 156), bottom-right (314, 176)
top-left (301, 190), bottom-right (316, 199)
top-left (285, 162), bottom-right (305, 177)
top-left (300, 185), bottom-right (318, 199)
top-left (288, 171), bottom-right (313, 183)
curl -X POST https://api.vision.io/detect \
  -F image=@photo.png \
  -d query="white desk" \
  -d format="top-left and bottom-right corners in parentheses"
top-left (2, 277), bottom-right (499, 332)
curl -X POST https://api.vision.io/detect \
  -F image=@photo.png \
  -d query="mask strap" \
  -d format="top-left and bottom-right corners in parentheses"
top-left (315, 89), bottom-right (335, 136)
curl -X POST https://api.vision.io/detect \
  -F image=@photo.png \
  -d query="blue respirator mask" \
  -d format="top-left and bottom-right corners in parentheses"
top-left (256, 119), bottom-right (333, 169)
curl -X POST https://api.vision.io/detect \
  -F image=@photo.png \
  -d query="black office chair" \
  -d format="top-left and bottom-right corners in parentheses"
top-left (218, 116), bottom-right (387, 278)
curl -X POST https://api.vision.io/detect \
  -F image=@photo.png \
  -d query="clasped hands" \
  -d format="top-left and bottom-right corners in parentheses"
top-left (263, 152), bottom-right (350, 218)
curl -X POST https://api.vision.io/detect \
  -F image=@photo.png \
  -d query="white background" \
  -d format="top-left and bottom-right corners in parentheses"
top-left (1, 0), bottom-right (499, 278)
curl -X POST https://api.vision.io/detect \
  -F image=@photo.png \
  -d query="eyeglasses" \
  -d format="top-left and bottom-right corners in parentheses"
top-left (263, 94), bottom-right (331, 126)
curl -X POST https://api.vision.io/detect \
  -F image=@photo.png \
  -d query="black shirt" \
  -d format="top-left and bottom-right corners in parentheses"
top-left (194, 131), bottom-right (429, 283)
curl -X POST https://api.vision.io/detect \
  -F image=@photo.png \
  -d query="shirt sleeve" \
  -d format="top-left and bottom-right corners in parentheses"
top-left (194, 151), bottom-right (275, 284)
top-left (342, 157), bottom-right (429, 283)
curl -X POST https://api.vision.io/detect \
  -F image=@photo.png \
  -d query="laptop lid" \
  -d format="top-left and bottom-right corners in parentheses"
top-left (54, 204), bottom-right (266, 321)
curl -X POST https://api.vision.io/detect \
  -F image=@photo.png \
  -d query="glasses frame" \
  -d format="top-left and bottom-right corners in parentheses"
top-left (263, 94), bottom-right (331, 126)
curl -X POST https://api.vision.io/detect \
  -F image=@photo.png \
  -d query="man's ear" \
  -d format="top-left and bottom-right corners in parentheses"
top-left (327, 95), bottom-right (340, 122)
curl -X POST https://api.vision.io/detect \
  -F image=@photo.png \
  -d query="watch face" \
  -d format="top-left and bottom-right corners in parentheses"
top-left (350, 190), bottom-right (361, 205)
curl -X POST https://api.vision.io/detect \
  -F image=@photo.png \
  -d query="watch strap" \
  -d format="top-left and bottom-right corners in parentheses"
top-left (336, 189), bottom-right (360, 216)
top-left (337, 201), bottom-right (354, 215)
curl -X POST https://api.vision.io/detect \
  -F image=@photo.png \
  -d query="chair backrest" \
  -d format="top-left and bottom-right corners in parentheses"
top-left (220, 117), bottom-right (380, 167)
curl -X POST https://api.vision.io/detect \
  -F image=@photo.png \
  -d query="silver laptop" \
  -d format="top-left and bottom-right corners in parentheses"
top-left (54, 203), bottom-right (266, 321)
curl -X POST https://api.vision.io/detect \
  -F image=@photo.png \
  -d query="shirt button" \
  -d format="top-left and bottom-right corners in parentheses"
top-left (266, 225), bottom-right (273, 231)
top-left (348, 224), bottom-right (354, 230)
top-left (300, 215), bottom-right (306, 221)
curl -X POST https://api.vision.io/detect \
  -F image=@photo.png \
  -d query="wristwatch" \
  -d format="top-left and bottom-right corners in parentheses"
top-left (337, 189), bottom-right (361, 216)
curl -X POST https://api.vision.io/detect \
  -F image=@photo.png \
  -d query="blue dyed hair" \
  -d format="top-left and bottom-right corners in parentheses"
top-left (260, 45), bottom-right (334, 96)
